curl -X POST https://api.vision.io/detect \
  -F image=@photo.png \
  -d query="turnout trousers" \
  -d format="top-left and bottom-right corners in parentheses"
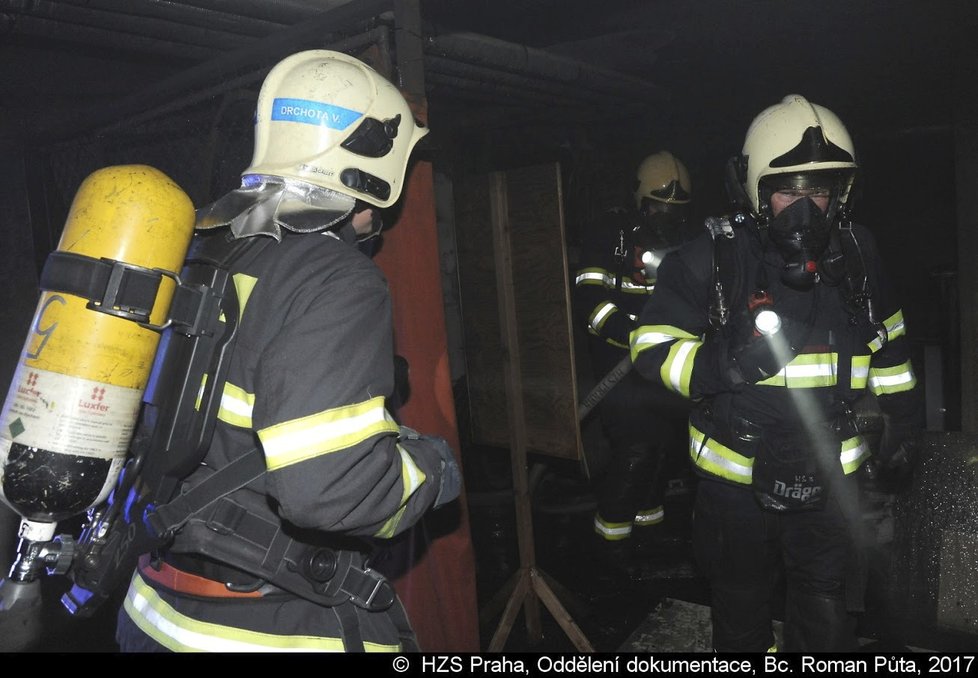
top-left (692, 478), bottom-right (860, 652)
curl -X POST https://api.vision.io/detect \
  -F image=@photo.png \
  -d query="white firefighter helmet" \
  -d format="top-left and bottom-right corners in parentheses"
top-left (632, 150), bottom-right (692, 211)
top-left (245, 50), bottom-right (428, 208)
top-left (741, 94), bottom-right (857, 217)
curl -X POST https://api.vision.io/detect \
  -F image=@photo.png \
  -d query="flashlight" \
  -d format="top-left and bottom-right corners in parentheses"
top-left (753, 308), bottom-right (782, 336)
top-left (748, 290), bottom-right (782, 337)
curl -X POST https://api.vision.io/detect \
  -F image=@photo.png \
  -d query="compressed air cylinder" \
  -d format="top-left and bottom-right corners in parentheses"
top-left (0, 165), bottom-right (195, 533)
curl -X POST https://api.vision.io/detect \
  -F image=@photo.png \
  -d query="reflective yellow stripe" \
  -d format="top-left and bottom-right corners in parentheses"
top-left (574, 268), bottom-right (651, 293)
top-left (374, 444), bottom-right (428, 538)
top-left (589, 302), bottom-right (618, 332)
top-left (756, 353), bottom-right (837, 388)
top-left (594, 514), bottom-right (632, 540)
top-left (690, 427), bottom-right (866, 482)
top-left (840, 435), bottom-right (870, 474)
top-left (883, 309), bottom-right (906, 341)
top-left (618, 279), bottom-right (654, 294)
top-left (194, 373), bottom-right (208, 411)
top-left (850, 355), bottom-right (871, 389)
top-left (689, 426), bottom-right (754, 484)
top-left (634, 506), bottom-right (664, 525)
top-left (868, 361), bottom-right (917, 395)
top-left (232, 273), bottom-right (258, 322)
top-left (217, 381), bottom-right (255, 428)
top-left (661, 339), bottom-right (699, 397)
top-left (630, 324), bottom-right (696, 360)
top-left (123, 573), bottom-right (398, 652)
top-left (258, 396), bottom-right (399, 471)
top-left (575, 268), bottom-right (615, 287)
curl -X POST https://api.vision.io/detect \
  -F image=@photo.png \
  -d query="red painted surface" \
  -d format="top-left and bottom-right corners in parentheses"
top-left (374, 159), bottom-right (481, 652)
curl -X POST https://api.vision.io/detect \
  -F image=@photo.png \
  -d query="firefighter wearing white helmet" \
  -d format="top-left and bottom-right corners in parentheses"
top-left (629, 95), bottom-right (923, 651)
top-left (117, 50), bottom-right (461, 653)
top-left (573, 152), bottom-right (693, 572)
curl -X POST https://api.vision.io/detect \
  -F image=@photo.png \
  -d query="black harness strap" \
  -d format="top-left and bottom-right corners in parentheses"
top-left (40, 251), bottom-right (169, 325)
top-left (147, 441), bottom-right (397, 613)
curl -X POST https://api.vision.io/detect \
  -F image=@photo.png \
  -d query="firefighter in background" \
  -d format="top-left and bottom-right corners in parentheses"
top-left (115, 50), bottom-right (461, 652)
top-left (574, 151), bottom-right (693, 563)
top-left (630, 95), bottom-right (922, 651)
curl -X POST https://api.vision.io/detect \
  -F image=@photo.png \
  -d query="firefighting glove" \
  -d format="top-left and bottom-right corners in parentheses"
top-left (863, 418), bottom-right (919, 494)
top-left (399, 426), bottom-right (462, 508)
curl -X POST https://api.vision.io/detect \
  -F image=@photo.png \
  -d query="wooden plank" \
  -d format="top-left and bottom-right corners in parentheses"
top-left (454, 163), bottom-right (583, 461)
top-left (489, 171), bottom-right (541, 643)
top-left (531, 569), bottom-right (594, 652)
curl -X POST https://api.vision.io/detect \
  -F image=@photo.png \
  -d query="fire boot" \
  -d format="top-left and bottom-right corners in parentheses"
top-left (782, 590), bottom-right (858, 652)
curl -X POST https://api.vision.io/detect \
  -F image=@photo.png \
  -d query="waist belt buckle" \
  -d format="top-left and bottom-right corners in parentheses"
top-left (351, 567), bottom-right (395, 612)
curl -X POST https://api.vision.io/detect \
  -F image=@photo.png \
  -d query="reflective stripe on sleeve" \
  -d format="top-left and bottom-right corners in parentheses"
top-left (868, 361), bottom-right (917, 395)
top-left (575, 268), bottom-right (615, 288)
top-left (217, 381), bottom-right (256, 429)
top-left (258, 395), bottom-right (399, 471)
top-left (588, 302), bottom-right (618, 333)
top-left (850, 355), bottom-right (871, 389)
top-left (883, 310), bottom-right (906, 341)
top-left (630, 324), bottom-right (696, 360)
top-left (662, 339), bottom-right (699, 397)
top-left (373, 444), bottom-right (428, 538)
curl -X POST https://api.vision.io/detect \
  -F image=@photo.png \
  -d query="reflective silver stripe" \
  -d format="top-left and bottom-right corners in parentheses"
top-left (575, 270), bottom-right (615, 287)
top-left (259, 396), bottom-right (399, 470)
top-left (589, 302), bottom-right (618, 331)
top-left (840, 436), bottom-right (870, 474)
top-left (124, 573), bottom-right (386, 651)
top-left (757, 354), bottom-right (837, 388)
top-left (374, 444), bottom-right (429, 538)
top-left (619, 279), bottom-right (653, 293)
top-left (689, 428), bottom-right (753, 484)
top-left (634, 506), bottom-right (664, 525)
top-left (632, 330), bottom-right (678, 350)
top-left (594, 515), bottom-right (632, 540)
top-left (664, 339), bottom-right (698, 396)
top-left (850, 356), bottom-right (871, 388)
top-left (883, 310), bottom-right (906, 340)
top-left (217, 382), bottom-right (255, 428)
top-left (868, 365), bottom-right (917, 395)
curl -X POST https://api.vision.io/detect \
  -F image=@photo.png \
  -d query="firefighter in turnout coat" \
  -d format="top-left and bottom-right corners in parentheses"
top-left (629, 96), bottom-right (922, 651)
top-left (116, 51), bottom-right (461, 652)
top-left (574, 152), bottom-right (693, 558)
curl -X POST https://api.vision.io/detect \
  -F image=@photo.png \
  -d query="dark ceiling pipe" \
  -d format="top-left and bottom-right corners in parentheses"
top-left (176, 0), bottom-right (340, 24)
top-left (33, 0), bottom-right (391, 143)
top-left (425, 55), bottom-right (641, 107)
top-left (3, 0), bottom-right (254, 52)
top-left (51, 0), bottom-right (289, 37)
top-left (80, 27), bottom-right (392, 140)
top-left (425, 72), bottom-right (590, 112)
top-left (1, 14), bottom-right (219, 61)
top-left (425, 32), bottom-right (668, 102)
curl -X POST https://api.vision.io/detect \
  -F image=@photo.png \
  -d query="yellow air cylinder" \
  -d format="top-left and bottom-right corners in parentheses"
top-left (0, 165), bottom-right (195, 539)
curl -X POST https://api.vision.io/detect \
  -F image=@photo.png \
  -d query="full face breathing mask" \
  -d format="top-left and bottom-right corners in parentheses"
top-left (768, 196), bottom-right (832, 290)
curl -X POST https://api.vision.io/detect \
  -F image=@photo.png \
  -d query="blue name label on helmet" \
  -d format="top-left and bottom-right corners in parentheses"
top-left (271, 98), bottom-right (363, 130)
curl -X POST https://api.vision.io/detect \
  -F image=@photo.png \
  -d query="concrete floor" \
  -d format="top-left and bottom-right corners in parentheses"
top-left (466, 445), bottom-right (978, 653)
